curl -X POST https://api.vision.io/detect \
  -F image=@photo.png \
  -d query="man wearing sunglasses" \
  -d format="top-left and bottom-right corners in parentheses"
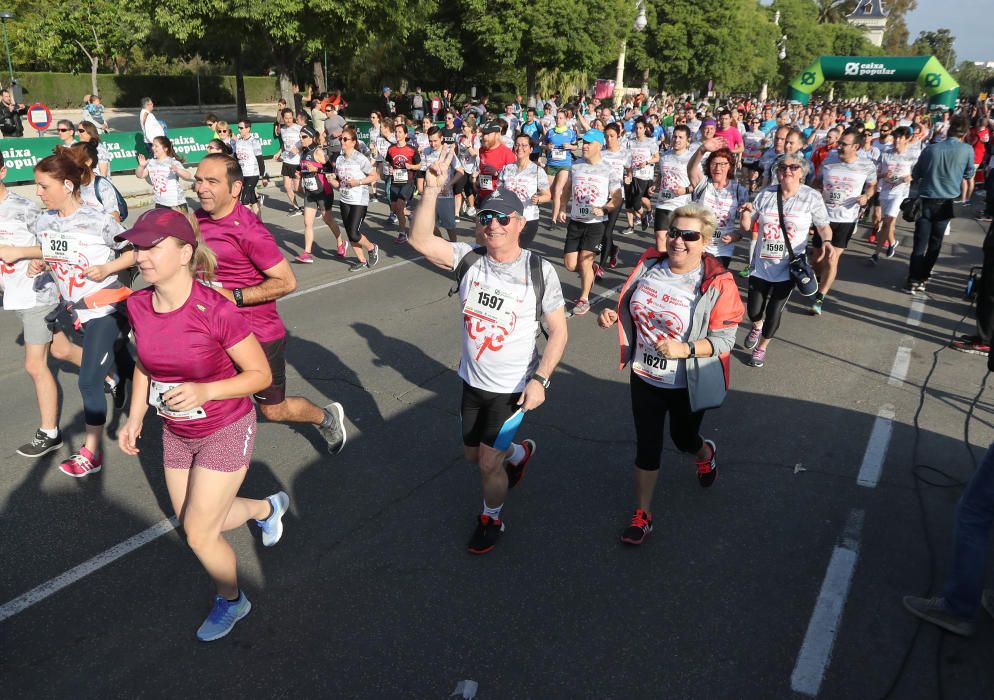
top-left (408, 149), bottom-right (568, 555)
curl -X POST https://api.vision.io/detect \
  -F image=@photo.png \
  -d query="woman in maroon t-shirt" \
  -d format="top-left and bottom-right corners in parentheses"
top-left (117, 208), bottom-right (289, 642)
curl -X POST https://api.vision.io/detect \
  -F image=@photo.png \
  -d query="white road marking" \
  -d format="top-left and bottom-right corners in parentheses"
top-left (856, 405), bottom-right (895, 488)
top-left (906, 298), bottom-right (925, 327)
top-left (887, 337), bottom-right (914, 386)
top-left (0, 517), bottom-right (178, 623)
top-left (280, 257), bottom-right (425, 302)
top-left (791, 509), bottom-right (864, 697)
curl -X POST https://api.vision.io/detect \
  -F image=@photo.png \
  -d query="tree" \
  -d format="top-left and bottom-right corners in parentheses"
top-left (770, 0), bottom-right (831, 89)
top-left (814, 0), bottom-right (856, 24)
top-left (954, 61), bottom-right (994, 99)
top-left (911, 29), bottom-right (957, 71)
top-left (880, 0), bottom-right (917, 55)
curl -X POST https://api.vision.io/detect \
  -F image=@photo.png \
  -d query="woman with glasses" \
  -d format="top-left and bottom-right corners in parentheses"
top-left (205, 139), bottom-right (233, 155)
top-left (871, 126), bottom-right (917, 264)
top-left (598, 203), bottom-right (743, 546)
top-left (499, 133), bottom-right (551, 248)
top-left (331, 126), bottom-right (380, 272)
top-left (55, 119), bottom-right (76, 148)
top-left (295, 125), bottom-right (344, 263)
top-left (232, 119), bottom-right (266, 220)
top-left (136, 136), bottom-right (194, 212)
top-left (688, 139), bottom-right (752, 270)
top-left (77, 122), bottom-right (111, 178)
top-left (742, 153), bottom-right (832, 368)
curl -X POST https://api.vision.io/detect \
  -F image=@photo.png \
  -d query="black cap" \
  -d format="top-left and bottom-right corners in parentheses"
top-left (478, 186), bottom-right (525, 217)
top-left (481, 121), bottom-right (502, 135)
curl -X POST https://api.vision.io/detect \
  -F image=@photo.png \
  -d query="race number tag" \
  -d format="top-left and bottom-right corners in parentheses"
top-left (636, 165), bottom-right (654, 180)
top-left (479, 174), bottom-right (494, 190)
top-left (552, 148), bottom-right (567, 161)
top-left (573, 203), bottom-right (592, 219)
top-left (760, 234), bottom-right (786, 260)
top-left (42, 234), bottom-right (80, 266)
top-left (392, 168), bottom-right (409, 183)
top-left (301, 173), bottom-right (321, 193)
top-left (462, 284), bottom-right (516, 328)
top-left (826, 186), bottom-right (846, 204)
top-left (633, 348), bottom-right (677, 384)
top-left (149, 380), bottom-right (207, 422)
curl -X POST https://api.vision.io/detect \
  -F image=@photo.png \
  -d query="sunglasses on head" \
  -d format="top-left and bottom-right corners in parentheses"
top-left (667, 226), bottom-right (702, 242)
top-left (478, 211), bottom-right (512, 226)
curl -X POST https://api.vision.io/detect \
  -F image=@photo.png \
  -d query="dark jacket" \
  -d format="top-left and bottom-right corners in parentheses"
top-left (0, 100), bottom-right (24, 137)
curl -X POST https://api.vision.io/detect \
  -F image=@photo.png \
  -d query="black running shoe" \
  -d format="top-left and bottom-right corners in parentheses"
top-left (467, 514), bottom-right (504, 554)
top-left (505, 439), bottom-right (535, 489)
top-left (621, 509), bottom-right (653, 545)
top-left (17, 429), bottom-right (63, 458)
top-left (348, 260), bottom-right (369, 273)
top-left (696, 439), bottom-right (717, 488)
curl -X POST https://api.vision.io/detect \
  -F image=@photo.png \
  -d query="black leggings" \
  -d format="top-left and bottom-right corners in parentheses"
top-left (339, 202), bottom-right (368, 243)
top-left (600, 205), bottom-right (623, 267)
top-left (630, 374), bottom-right (705, 471)
top-left (747, 276), bottom-right (794, 340)
top-left (77, 312), bottom-right (134, 426)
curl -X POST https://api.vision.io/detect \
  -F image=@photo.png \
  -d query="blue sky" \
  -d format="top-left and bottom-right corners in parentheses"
top-left (905, 0), bottom-right (988, 63)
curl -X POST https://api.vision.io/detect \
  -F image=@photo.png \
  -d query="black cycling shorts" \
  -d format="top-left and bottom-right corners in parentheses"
top-left (460, 382), bottom-right (521, 448)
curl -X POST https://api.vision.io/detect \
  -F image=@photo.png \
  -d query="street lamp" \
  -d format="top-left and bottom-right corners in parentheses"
top-left (614, 0), bottom-right (648, 108)
top-left (0, 12), bottom-right (13, 88)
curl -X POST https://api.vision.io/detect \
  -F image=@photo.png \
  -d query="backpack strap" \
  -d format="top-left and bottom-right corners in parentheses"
top-left (528, 249), bottom-right (549, 340)
top-left (448, 246), bottom-right (486, 297)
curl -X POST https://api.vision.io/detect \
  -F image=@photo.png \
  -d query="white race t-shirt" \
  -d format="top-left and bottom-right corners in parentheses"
top-left (629, 138), bottom-right (659, 181)
top-left (37, 205), bottom-right (125, 323)
top-left (654, 148), bottom-right (694, 210)
top-left (234, 135), bottom-right (263, 177)
top-left (423, 147), bottom-right (462, 199)
top-left (335, 151), bottom-right (375, 206)
top-left (819, 159), bottom-right (877, 223)
top-left (453, 243), bottom-right (565, 394)
top-left (569, 159), bottom-right (622, 224)
top-left (499, 161), bottom-right (550, 221)
top-left (750, 186), bottom-right (829, 284)
top-left (629, 259), bottom-right (703, 390)
top-left (280, 124), bottom-right (303, 166)
top-left (877, 148), bottom-right (918, 201)
top-left (600, 147), bottom-right (632, 184)
top-left (694, 179), bottom-right (749, 259)
top-left (743, 132), bottom-right (766, 163)
top-left (80, 177), bottom-right (120, 218)
top-left (0, 191), bottom-right (57, 311)
top-left (140, 109), bottom-right (164, 142)
top-left (145, 157), bottom-right (187, 207)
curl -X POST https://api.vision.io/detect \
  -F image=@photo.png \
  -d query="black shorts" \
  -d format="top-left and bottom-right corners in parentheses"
top-left (625, 179), bottom-right (652, 210)
top-left (304, 191), bottom-right (334, 211)
top-left (461, 381), bottom-right (521, 448)
top-left (653, 208), bottom-right (673, 233)
top-left (254, 337), bottom-right (288, 405)
top-left (240, 176), bottom-right (260, 205)
top-left (280, 162), bottom-right (299, 178)
top-left (390, 182), bottom-right (415, 202)
top-left (565, 219), bottom-right (605, 254)
top-left (811, 221), bottom-right (857, 249)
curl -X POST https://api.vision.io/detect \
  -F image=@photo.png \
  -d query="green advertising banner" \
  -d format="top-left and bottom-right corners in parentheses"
top-left (787, 55), bottom-right (959, 110)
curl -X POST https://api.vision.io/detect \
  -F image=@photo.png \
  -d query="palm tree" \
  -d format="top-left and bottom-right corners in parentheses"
top-left (816, 0), bottom-right (858, 24)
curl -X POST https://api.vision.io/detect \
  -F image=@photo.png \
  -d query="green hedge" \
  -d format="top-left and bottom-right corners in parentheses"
top-left (13, 73), bottom-right (281, 108)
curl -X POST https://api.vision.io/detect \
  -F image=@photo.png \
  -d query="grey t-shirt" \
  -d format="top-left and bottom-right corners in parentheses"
top-left (323, 114), bottom-right (347, 152)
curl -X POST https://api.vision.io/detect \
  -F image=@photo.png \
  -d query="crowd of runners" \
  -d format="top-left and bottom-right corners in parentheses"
top-left (1, 86), bottom-right (991, 641)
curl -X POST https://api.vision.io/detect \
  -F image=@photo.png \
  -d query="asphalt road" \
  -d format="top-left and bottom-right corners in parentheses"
top-left (1, 190), bottom-right (993, 699)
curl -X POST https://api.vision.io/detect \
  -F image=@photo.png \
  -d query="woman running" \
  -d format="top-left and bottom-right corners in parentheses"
top-left (76, 121), bottom-right (111, 178)
top-left (455, 121), bottom-right (479, 218)
top-left (598, 203), bottom-right (743, 545)
top-left (871, 126), bottom-right (917, 264)
top-left (688, 139), bottom-right (752, 269)
top-left (136, 136), bottom-right (194, 212)
top-left (415, 114), bottom-right (433, 196)
top-left (296, 125), bottom-right (344, 263)
top-left (71, 141), bottom-right (121, 223)
top-left (385, 121), bottom-right (421, 243)
top-left (117, 208), bottom-right (288, 642)
top-left (598, 123), bottom-right (632, 273)
top-left (331, 126), bottom-right (381, 272)
top-left (499, 133), bottom-right (551, 248)
top-left (544, 110), bottom-right (578, 224)
top-left (30, 147), bottom-right (135, 476)
top-left (624, 119), bottom-right (659, 235)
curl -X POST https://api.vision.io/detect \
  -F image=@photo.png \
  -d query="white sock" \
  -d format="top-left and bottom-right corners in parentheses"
top-left (508, 442), bottom-right (526, 466)
top-left (747, 238), bottom-right (757, 263)
top-left (40, 427), bottom-right (58, 438)
top-left (482, 501), bottom-right (503, 520)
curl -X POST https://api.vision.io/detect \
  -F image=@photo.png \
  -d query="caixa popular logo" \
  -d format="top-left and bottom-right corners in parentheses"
top-left (845, 62), bottom-right (861, 76)
top-left (924, 73), bottom-right (942, 88)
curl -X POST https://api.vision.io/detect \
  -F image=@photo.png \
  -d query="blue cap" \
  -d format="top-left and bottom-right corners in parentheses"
top-left (581, 129), bottom-right (605, 146)
top-left (383, 86), bottom-right (392, 93)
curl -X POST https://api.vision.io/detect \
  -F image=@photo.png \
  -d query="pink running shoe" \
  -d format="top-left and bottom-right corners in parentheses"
top-left (294, 251), bottom-right (314, 264)
top-left (59, 447), bottom-right (102, 478)
top-left (337, 241), bottom-right (347, 257)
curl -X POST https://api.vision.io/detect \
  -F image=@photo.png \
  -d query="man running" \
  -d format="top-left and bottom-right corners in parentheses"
top-left (275, 108), bottom-right (303, 215)
top-left (407, 148), bottom-right (568, 555)
top-left (194, 154), bottom-right (348, 454)
top-left (477, 121), bottom-right (516, 204)
top-left (652, 124), bottom-right (695, 236)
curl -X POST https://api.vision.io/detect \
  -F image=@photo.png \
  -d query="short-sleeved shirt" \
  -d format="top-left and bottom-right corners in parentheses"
top-left (37, 205), bottom-right (125, 323)
top-left (386, 143), bottom-right (420, 185)
top-left (600, 147), bottom-right (632, 184)
top-left (457, 134), bottom-right (480, 174)
top-left (234, 135), bottom-right (263, 177)
top-left (878, 148), bottom-right (918, 200)
top-left (280, 124), bottom-right (303, 166)
top-left (750, 185), bottom-right (829, 283)
top-left (545, 128), bottom-right (577, 168)
top-left (80, 177), bottom-right (120, 218)
top-left (453, 243), bottom-right (565, 394)
top-left (499, 161), bottom-right (550, 221)
top-left (335, 151), bottom-right (375, 206)
top-left (0, 191), bottom-right (56, 311)
top-left (323, 114), bottom-right (347, 151)
top-left (423, 146), bottom-right (463, 199)
top-left (128, 281), bottom-right (253, 439)
top-left (654, 148), bottom-right (694, 210)
top-left (818, 159), bottom-right (877, 222)
top-left (478, 144), bottom-right (516, 199)
top-left (714, 127), bottom-right (744, 151)
top-left (629, 138), bottom-right (659, 180)
top-left (145, 157), bottom-right (187, 207)
top-left (568, 159), bottom-right (623, 223)
top-left (743, 132), bottom-right (767, 163)
top-left (140, 109), bottom-right (164, 142)
top-left (693, 178), bottom-right (749, 259)
top-left (195, 203), bottom-right (286, 343)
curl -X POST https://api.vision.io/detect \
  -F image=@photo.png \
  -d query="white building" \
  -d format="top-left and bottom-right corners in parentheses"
top-left (847, 0), bottom-right (888, 48)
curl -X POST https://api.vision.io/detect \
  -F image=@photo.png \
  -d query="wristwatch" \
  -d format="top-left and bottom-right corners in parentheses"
top-left (233, 288), bottom-right (245, 307)
top-left (531, 373), bottom-right (551, 389)
top-left (687, 342), bottom-right (697, 359)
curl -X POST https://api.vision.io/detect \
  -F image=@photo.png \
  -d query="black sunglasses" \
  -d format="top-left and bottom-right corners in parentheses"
top-left (667, 226), bottom-right (702, 242)
top-left (57, 128), bottom-right (72, 132)
top-left (478, 211), bottom-right (512, 226)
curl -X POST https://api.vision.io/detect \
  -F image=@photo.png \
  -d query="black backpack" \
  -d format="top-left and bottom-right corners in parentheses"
top-left (94, 175), bottom-right (129, 222)
top-left (449, 246), bottom-right (548, 338)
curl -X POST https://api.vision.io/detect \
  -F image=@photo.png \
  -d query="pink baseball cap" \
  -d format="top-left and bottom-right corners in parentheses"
top-left (115, 208), bottom-right (196, 248)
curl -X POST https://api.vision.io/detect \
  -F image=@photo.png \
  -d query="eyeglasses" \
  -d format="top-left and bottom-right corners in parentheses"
top-left (778, 163), bottom-right (803, 172)
top-left (301, 134), bottom-right (313, 139)
top-left (478, 211), bottom-right (512, 226)
top-left (710, 161), bottom-right (731, 168)
top-left (218, 129), bottom-right (230, 134)
top-left (57, 128), bottom-right (71, 132)
top-left (238, 125), bottom-right (250, 130)
top-left (667, 226), bottom-right (702, 242)
top-left (341, 137), bottom-right (353, 142)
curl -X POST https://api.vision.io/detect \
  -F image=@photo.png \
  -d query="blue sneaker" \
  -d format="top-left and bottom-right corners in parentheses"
top-left (256, 491), bottom-right (289, 547)
top-left (196, 592), bottom-right (251, 642)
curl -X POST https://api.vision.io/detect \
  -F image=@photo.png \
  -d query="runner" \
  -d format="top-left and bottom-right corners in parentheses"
top-left (139, 97), bottom-right (165, 150)
top-left (498, 132), bottom-right (551, 248)
top-left (652, 124), bottom-right (695, 235)
top-left (455, 121), bottom-right (479, 218)
top-left (385, 121), bottom-right (421, 243)
top-left (72, 142), bottom-right (121, 223)
top-left (810, 127), bottom-right (877, 315)
top-left (0, 153), bottom-right (62, 458)
top-left (477, 121), bottom-right (516, 204)
top-left (407, 149), bottom-right (568, 555)
top-left (29, 147), bottom-right (136, 476)
top-left (714, 109), bottom-right (744, 160)
top-left (116, 208), bottom-right (289, 642)
top-left (555, 129), bottom-right (624, 316)
top-left (871, 126), bottom-right (917, 264)
top-left (295, 125), bottom-right (344, 264)
top-left (414, 115), bottom-right (434, 196)
top-left (233, 119), bottom-right (267, 220)
top-left (743, 153), bottom-right (833, 368)
top-left (76, 121), bottom-right (111, 178)
top-left (193, 154), bottom-right (348, 454)
top-left (330, 125), bottom-right (381, 271)
top-left (544, 111), bottom-right (578, 225)
top-left (597, 123), bottom-right (632, 272)
top-left (275, 108), bottom-right (303, 216)
top-left (597, 203), bottom-right (744, 545)
top-left (136, 136), bottom-right (194, 212)
top-left (520, 108), bottom-right (544, 163)
top-left (742, 116), bottom-right (767, 191)
top-left (688, 140), bottom-right (752, 269)
top-left (625, 118), bottom-right (659, 235)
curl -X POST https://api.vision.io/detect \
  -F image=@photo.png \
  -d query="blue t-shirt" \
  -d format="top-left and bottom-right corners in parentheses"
top-left (521, 120), bottom-right (544, 154)
top-left (545, 128), bottom-right (577, 167)
top-left (761, 119), bottom-right (778, 135)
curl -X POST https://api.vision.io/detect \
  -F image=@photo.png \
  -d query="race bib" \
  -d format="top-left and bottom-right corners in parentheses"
top-left (392, 168), bottom-right (409, 183)
top-left (633, 347), bottom-right (677, 385)
top-left (826, 187), bottom-right (846, 204)
top-left (659, 189), bottom-right (674, 200)
top-left (462, 284), bottom-right (516, 329)
top-left (42, 234), bottom-right (80, 266)
top-left (479, 174), bottom-right (494, 190)
top-left (301, 173), bottom-right (321, 193)
top-left (573, 202), bottom-right (593, 219)
top-left (636, 165), bottom-right (654, 180)
top-left (552, 148), bottom-right (567, 161)
top-left (760, 234), bottom-right (786, 260)
top-left (149, 380), bottom-right (207, 422)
